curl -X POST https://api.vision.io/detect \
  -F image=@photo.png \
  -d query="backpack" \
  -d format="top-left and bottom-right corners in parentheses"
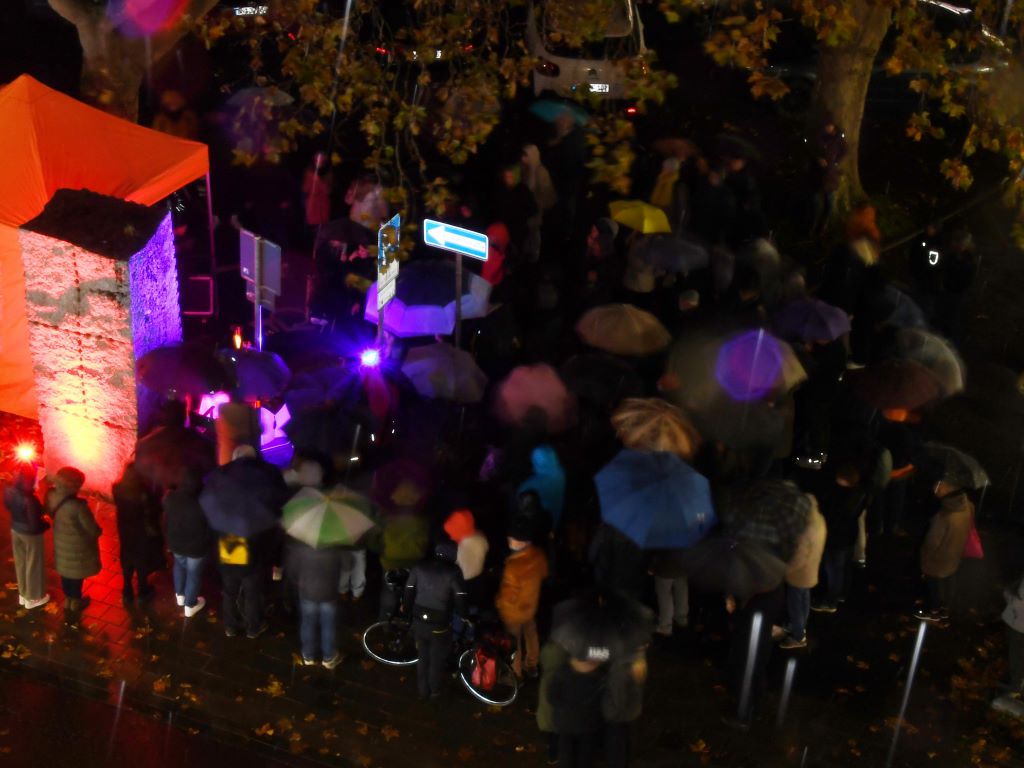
top-left (471, 646), bottom-right (496, 691)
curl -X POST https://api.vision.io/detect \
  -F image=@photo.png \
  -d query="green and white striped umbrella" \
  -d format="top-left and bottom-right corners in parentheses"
top-left (281, 485), bottom-right (377, 549)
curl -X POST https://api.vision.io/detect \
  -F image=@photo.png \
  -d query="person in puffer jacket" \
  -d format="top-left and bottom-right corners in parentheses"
top-left (495, 517), bottom-right (549, 679)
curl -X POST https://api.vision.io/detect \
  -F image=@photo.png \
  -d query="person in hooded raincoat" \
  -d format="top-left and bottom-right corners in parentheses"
top-left (3, 465), bottom-right (50, 609)
top-left (48, 467), bottom-right (101, 625)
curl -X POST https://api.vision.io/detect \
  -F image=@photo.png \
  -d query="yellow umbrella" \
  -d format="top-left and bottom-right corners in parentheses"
top-left (611, 397), bottom-right (702, 461)
top-left (609, 200), bottom-right (671, 234)
top-left (576, 304), bottom-right (672, 357)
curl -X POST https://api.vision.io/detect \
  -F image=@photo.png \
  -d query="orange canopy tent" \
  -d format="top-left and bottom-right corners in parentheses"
top-left (0, 75), bottom-right (209, 419)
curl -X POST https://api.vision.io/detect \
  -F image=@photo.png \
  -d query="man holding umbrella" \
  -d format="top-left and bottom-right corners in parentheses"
top-left (201, 445), bottom-right (290, 638)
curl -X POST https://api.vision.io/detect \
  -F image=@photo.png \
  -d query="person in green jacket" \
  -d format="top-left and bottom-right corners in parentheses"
top-left (47, 467), bottom-right (101, 626)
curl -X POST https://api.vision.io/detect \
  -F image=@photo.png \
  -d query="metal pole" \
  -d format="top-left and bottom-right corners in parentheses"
top-left (377, 256), bottom-right (385, 346)
top-left (454, 252), bottom-right (463, 348)
top-left (254, 237), bottom-right (263, 351)
top-left (886, 621), bottom-right (928, 767)
top-left (205, 173), bottom-right (217, 276)
top-left (738, 611), bottom-right (763, 722)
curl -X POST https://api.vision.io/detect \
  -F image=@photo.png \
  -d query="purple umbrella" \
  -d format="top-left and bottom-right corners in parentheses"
top-left (773, 299), bottom-right (850, 343)
top-left (714, 329), bottom-right (785, 402)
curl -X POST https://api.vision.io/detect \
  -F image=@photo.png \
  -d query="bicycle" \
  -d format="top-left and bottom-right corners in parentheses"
top-left (360, 572), bottom-right (519, 706)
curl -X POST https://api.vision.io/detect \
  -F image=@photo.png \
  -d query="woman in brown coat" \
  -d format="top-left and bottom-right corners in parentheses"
top-left (48, 467), bottom-right (102, 624)
top-left (917, 480), bottom-right (973, 622)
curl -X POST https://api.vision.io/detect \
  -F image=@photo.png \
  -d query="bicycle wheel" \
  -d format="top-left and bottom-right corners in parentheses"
top-left (362, 620), bottom-right (418, 666)
top-left (458, 649), bottom-right (519, 707)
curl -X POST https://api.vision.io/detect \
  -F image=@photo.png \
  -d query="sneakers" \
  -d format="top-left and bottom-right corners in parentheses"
top-left (322, 653), bottom-right (343, 670)
top-left (302, 657), bottom-right (317, 667)
top-left (18, 595), bottom-right (25, 607)
top-left (224, 627), bottom-right (239, 638)
top-left (25, 594), bottom-right (50, 610)
top-left (247, 622), bottom-right (269, 639)
top-left (183, 596), bottom-right (206, 618)
top-left (654, 626), bottom-right (673, 637)
top-left (779, 633), bottom-right (807, 650)
top-left (175, 594), bottom-right (185, 607)
top-left (913, 608), bottom-right (945, 623)
top-left (271, 567), bottom-right (284, 582)
top-left (810, 602), bottom-right (837, 614)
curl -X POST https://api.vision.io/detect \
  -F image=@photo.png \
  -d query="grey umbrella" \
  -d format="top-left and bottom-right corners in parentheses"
top-left (924, 442), bottom-right (989, 490)
top-left (894, 329), bottom-right (965, 397)
top-left (637, 234), bottom-right (710, 273)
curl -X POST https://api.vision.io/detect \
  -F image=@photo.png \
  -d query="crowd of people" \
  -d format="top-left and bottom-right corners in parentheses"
top-left (5, 101), bottom-right (1023, 768)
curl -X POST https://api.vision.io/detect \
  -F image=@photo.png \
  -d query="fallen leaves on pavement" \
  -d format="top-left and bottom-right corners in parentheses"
top-left (257, 676), bottom-right (286, 697)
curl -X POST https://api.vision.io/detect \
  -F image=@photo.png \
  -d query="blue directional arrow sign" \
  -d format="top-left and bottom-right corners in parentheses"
top-left (422, 219), bottom-right (488, 261)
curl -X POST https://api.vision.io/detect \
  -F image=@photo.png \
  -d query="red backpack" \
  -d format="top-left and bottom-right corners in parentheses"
top-left (471, 647), bottom-right (497, 691)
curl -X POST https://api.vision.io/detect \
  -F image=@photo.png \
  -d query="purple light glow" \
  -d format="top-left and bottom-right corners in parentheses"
top-left (359, 348), bottom-right (381, 368)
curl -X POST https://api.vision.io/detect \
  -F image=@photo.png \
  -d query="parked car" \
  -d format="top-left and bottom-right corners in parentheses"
top-left (527, 0), bottom-right (648, 100)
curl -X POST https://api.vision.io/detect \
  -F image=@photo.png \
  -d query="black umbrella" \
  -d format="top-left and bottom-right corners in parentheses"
top-left (284, 402), bottom-right (367, 458)
top-left (678, 535), bottom-right (786, 601)
top-left (134, 425), bottom-right (216, 490)
top-left (637, 234), bottom-right (710, 273)
top-left (137, 343), bottom-right (234, 398)
top-left (848, 359), bottom-right (943, 411)
top-left (689, 397), bottom-right (787, 450)
top-left (550, 592), bottom-right (653, 662)
top-left (219, 348), bottom-right (291, 402)
top-left (199, 457), bottom-right (290, 536)
top-left (560, 353), bottom-right (644, 412)
top-left (263, 329), bottom-right (349, 374)
top-left (284, 366), bottom-right (362, 415)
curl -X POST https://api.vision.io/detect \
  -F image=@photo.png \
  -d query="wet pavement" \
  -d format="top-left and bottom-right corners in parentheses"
top-left (0, 486), bottom-right (1021, 767)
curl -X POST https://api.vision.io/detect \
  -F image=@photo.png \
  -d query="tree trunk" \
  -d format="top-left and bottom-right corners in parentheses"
top-left (47, 0), bottom-right (220, 123)
top-left (812, 0), bottom-right (893, 216)
top-left (76, 16), bottom-right (147, 122)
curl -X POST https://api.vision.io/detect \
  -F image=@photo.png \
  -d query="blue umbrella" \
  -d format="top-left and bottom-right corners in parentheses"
top-left (199, 457), bottom-right (290, 536)
top-left (364, 261), bottom-right (492, 338)
top-left (595, 450), bottom-right (715, 549)
top-left (529, 98), bottom-right (589, 125)
top-left (773, 298), bottom-right (851, 342)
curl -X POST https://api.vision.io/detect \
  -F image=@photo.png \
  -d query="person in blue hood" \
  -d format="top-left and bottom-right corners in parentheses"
top-left (517, 445), bottom-right (565, 527)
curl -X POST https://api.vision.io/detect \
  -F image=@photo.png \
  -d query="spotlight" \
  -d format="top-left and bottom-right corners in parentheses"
top-left (15, 444), bottom-right (36, 462)
top-left (359, 348), bottom-right (381, 368)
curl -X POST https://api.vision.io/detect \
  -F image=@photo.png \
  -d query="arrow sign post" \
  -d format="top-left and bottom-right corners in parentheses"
top-left (377, 214), bottom-right (401, 343)
top-left (422, 219), bottom-right (488, 348)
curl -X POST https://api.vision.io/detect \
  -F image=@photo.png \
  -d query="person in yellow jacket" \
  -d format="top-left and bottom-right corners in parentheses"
top-left (495, 519), bottom-right (549, 680)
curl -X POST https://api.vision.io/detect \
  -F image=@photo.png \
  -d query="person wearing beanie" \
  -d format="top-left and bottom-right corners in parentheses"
top-left (495, 525), bottom-right (549, 680)
top-left (48, 467), bottom-right (101, 626)
top-left (443, 509), bottom-right (489, 582)
top-left (3, 466), bottom-right (50, 609)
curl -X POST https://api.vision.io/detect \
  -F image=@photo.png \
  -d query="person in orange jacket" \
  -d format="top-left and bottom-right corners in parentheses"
top-left (495, 517), bottom-right (549, 680)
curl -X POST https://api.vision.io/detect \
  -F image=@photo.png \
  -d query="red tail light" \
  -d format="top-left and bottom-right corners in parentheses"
top-left (536, 59), bottom-right (560, 77)
top-left (375, 46), bottom-right (389, 56)
top-left (626, 106), bottom-right (638, 115)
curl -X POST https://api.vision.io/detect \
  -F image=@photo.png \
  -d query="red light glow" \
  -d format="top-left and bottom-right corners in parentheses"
top-left (15, 444), bottom-right (36, 462)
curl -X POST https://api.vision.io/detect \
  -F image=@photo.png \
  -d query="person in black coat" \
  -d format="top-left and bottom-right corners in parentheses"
top-left (404, 542), bottom-right (467, 699)
top-left (549, 656), bottom-right (608, 768)
top-left (163, 468), bottom-right (212, 616)
top-left (814, 462), bottom-right (867, 611)
top-left (3, 466), bottom-right (50, 608)
top-left (285, 538), bottom-right (345, 667)
top-left (588, 523), bottom-right (647, 603)
top-left (112, 462), bottom-right (165, 605)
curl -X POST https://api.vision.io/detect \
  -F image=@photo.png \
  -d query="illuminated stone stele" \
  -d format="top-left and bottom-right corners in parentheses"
top-left (19, 189), bottom-right (182, 492)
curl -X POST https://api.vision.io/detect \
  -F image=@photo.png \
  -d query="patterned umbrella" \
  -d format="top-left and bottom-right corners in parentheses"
top-left (610, 397), bottom-right (701, 461)
top-left (364, 260), bottom-right (491, 338)
top-left (576, 304), bottom-right (671, 357)
top-left (494, 364), bottom-right (577, 433)
top-left (400, 342), bottom-right (488, 403)
top-left (281, 485), bottom-right (377, 549)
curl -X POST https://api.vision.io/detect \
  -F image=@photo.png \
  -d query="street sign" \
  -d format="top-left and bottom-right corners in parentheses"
top-left (422, 219), bottom-right (488, 261)
top-left (377, 214), bottom-right (401, 313)
top-left (239, 229), bottom-right (281, 295)
top-left (377, 258), bottom-right (399, 310)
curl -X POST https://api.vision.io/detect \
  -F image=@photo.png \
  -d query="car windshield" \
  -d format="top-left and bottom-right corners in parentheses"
top-left (541, 0), bottom-right (638, 60)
